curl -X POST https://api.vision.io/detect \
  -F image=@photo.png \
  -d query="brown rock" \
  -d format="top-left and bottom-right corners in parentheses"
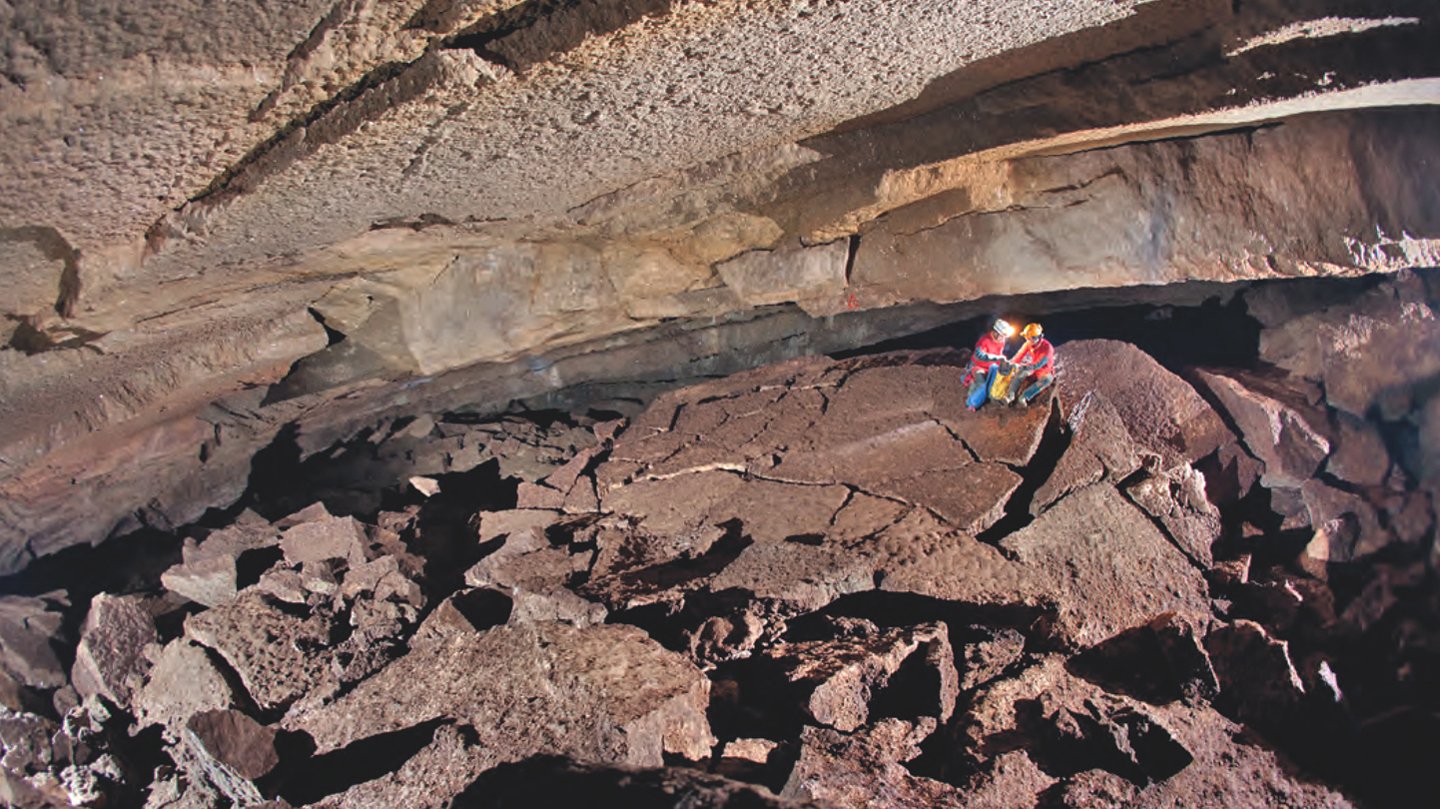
top-left (1048, 769), bottom-right (1140, 808)
top-left (182, 709), bottom-right (277, 806)
top-left (285, 623), bottom-right (714, 769)
top-left (1123, 463), bottom-right (1221, 567)
top-left (721, 737), bottom-right (778, 764)
top-left (466, 546), bottom-right (606, 628)
top-left (1204, 620), bottom-right (1305, 731)
top-left (1193, 369), bottom-right (1330, 489)
top-left (1261, 270), bottom-right (1440, 418)
top-left (873, 511), bottom-right (1035, 608)
top-left (1033, 390), bottom-right (1142, 515)
top-left (475, 509), bottom-right (561, 551)
top-left (0, 596), bottom-right (67, 712)
top-left (1209, 441), bottom-right (1265, 506)
top-left (1000, 485), bottom-right (1210, 647)
top-left (161, 518), bottom-right (281, 607)
top-left (442, 756), bottom-right (817, 809)
top-left (515, 481), bottom-right (567, 510)
top-left (133, 641), bottom-right (238, 739)
top-left (763, 622), bottom-right (957, 732)
top-left (957, 627), bottom-right (1026, 691)
top-left (1325, 415), bottom-right (1391, 487)
top-left (306, 724), bottom-right (488, 809)
top-left (71, 594), bottom-right (158, 710)
top-left (1299, 480), bottom-right (1391, 571)
top-left (278, 514), bottom-right (369, 567)
top-left (780, 718), bottom-right (972, 808)
top-left (1055, 341), bottom-right (1230, 469)
top-left (184, 592), bottom-right (332, 712)
top-left (1068, 613), bottom-right (1218, 706)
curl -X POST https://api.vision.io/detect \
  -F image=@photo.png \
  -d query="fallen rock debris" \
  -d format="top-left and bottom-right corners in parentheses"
top-left (3, 278), bottom-right (1438, 807)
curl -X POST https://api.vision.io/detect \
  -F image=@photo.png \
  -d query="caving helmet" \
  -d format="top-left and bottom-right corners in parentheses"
top-left (993, 319), bottom-right (1016, 338)
top-left (1021, 322), bottom-right (1043, 340)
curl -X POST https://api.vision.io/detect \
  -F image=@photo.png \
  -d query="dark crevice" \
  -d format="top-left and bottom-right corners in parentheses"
top-left (441, 0), bottom-right (675, 74)
top-left (843, 233), bottom-right (860, 288)
top-left (276, 719), bottom-right (449, 805)
top-left (975, 398), bottom-right (1070, 545)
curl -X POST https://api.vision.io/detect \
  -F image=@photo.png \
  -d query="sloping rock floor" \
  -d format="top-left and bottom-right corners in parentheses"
top-left (2, 272), bottom-right (1438, 807)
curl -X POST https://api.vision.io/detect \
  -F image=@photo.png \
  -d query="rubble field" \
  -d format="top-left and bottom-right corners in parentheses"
top-left (2, 272), bottom-right (1437, 808)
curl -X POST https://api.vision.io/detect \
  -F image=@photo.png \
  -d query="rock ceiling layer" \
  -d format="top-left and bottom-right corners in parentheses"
top-left (1, 0), bottom-right (1440, 566)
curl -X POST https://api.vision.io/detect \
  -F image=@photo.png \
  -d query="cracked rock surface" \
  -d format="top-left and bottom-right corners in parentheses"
top-left (0, 275), bottom-right (1437, 807)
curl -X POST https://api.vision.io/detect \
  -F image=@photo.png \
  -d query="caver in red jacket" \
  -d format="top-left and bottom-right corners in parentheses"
top-left (1012, 337), bottom-right (1054, 376)
top-left (964, 330), bottom-right (1011, 383)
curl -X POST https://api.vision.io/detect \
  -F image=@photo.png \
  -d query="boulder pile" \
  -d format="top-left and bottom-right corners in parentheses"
top-left (1, 272), bottom-right (1436, 807)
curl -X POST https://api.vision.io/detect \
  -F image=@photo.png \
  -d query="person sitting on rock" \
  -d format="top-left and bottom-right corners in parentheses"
top-left (964, 319), bottom-right (1016, 410)
top-left (1007, 322), bottom-right (1055, 406)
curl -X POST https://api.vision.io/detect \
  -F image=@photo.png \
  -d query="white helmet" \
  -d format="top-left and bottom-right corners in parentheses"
top-left (993, 319), bottom-right (1016, 338)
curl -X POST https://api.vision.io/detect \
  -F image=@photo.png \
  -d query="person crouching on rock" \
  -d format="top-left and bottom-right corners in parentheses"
top-left (1007, 322), bottom-right (1055, 407)
top-left (964, 319), bottom-right (1016, 410)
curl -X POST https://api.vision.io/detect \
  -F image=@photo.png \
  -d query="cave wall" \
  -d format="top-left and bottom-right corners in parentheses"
top-left (2, 0), bottom-right (1439, 569)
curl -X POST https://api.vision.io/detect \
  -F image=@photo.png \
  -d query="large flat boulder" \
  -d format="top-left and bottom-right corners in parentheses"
top-left (999, 485), bottom-right (1210, 647)
top-left (1056, 340), bottom-right (1230, 468)
top-left (285, 622), bottom-right (714, 769)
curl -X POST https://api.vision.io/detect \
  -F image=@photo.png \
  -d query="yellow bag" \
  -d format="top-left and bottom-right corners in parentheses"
top-left (990, 365), bottom-right (1016, 402)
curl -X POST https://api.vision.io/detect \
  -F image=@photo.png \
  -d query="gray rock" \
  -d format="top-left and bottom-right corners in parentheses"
top-left (161, 518), bottom-right (281, 608)
top-left (1260, 270), bottom-right (1440, 418)
top-left (1325, 415), bottom-right (1391, 488)
top-left (0, 596), bottom-right (67, 712)
top-left (278, 515), bottom-right (369, 567)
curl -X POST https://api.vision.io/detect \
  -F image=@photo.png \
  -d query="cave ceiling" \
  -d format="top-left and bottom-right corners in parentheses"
top-left (1, 0), bottom-right (1439, 567)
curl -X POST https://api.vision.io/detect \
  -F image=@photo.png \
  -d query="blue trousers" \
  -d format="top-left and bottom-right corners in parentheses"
top-left (966, 365), bottom-right (999, 409)
top-left (1017, 372), bottom-right (1054, 403)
